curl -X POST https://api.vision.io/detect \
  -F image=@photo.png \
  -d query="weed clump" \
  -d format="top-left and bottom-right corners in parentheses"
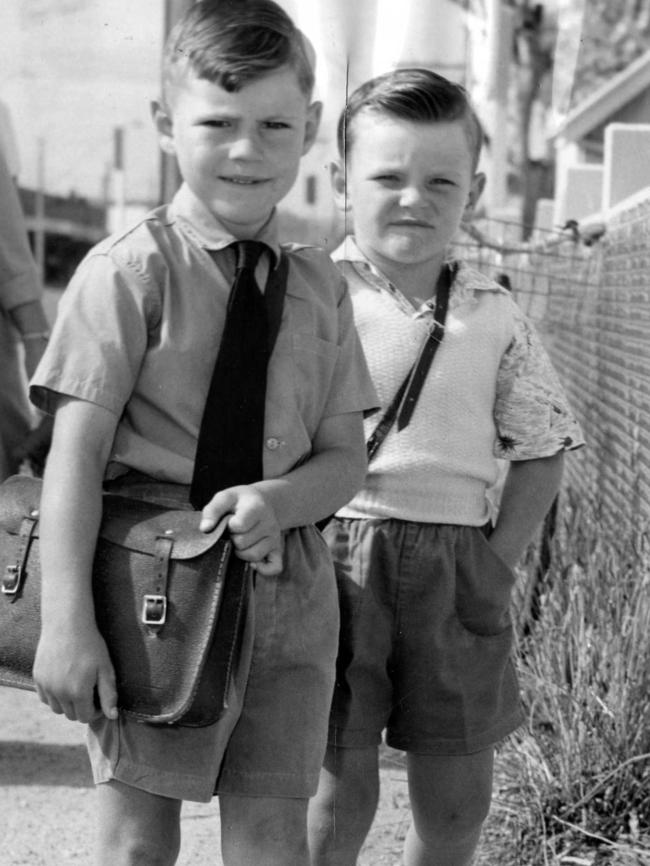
top-left (485, 493), bottom-right (650, 865)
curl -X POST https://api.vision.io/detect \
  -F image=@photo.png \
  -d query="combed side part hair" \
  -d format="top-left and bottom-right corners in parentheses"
top-left (338, 68), bottom-right (484, 171)
top-left (163, 0), bottom-right (314, 100)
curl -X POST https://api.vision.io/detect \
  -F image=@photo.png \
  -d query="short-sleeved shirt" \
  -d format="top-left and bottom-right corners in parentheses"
top-left (332, 238), bottom-right (584, 524)
top-left (31, 186), bottom-right (376, 483)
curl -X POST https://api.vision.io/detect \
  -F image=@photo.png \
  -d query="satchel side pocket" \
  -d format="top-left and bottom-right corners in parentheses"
top-left (0, 477), bottom-right (44, 691)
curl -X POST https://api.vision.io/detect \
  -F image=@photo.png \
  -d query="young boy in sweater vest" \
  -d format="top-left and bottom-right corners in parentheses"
top-left (308, 68), bottom-right (584, 866)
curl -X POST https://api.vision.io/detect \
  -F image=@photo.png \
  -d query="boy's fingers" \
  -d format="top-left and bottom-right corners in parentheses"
top-left (199, 489), bottom-right (235, 532)
top-left (72, 696), bottom-right (97, 724)
top-left (39, 690), bottom-right (65, 716)
top-left (199, 494), bottom-right (230, 531)
top-left (231, 531), bottom-right (282, 561)
top-left (252, 549), bottom-right (283, 577)
top-left (35, 683), bottom-right (86, 721)
top-left (96, 670), bottom-right (119, 721)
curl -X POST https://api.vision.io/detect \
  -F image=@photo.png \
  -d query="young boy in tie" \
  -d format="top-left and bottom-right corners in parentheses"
top-left (30, 3), bottom-right (375, 864)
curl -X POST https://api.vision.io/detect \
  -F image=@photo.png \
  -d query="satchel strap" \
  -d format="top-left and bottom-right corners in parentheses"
top-left (2, 514), bottom-right (39, 602)
top-left (366, 263), bottom-right (454, 461)
top-left (141, 535), bottom-right (175, 630)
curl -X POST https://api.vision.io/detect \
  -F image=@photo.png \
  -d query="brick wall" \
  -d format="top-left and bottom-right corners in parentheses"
top-left (459, 195), bottom-right (650, 533)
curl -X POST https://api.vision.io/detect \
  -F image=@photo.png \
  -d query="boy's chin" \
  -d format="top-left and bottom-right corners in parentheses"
top-left (380, 238), bottom-right (443, 266)
top-left (209, 205), bottom-right (275, 237)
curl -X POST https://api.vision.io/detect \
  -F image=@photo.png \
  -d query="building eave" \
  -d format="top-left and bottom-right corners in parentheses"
top-left (554, 50), bottom-right (650, 143)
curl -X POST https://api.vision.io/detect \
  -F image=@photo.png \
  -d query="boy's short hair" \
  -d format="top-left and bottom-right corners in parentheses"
top-left (162, 0), bottom-right (315, 102)
top-left (338, 68), bottom-right (484, 172)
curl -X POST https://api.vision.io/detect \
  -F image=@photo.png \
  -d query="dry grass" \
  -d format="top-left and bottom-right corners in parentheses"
top-left (484, 494), bottom-right (650, 865)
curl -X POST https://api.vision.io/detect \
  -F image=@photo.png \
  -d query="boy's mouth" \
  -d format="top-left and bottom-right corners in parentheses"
top-left (391, 219), bottom-right (433, 229)
top-left (220, 175), bottom-right (267, 186)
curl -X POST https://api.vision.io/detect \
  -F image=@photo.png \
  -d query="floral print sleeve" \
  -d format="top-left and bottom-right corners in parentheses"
top-left (493, 300), bottom-right (585, 460)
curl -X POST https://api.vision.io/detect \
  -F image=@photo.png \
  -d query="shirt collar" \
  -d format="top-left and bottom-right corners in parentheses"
top-left (331, 236), bottom-right (367, 266)
top-left (332, 235), bottom-right (508, 312)
top-left (170, 183), bottom-right (281, 267)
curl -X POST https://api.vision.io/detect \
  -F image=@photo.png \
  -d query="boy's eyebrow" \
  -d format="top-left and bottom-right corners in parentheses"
top-left (365, 164), bottom-right (467, 179)
top-left (192, 108), bottom-right (304, 120)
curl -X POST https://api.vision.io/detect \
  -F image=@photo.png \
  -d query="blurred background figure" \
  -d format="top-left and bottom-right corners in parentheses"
top-left (0, 98), bottom-right (21, 180)
top-left (0, 116), bottom-right (51, 481)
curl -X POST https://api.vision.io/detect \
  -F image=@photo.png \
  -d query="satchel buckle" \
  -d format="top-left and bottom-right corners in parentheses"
top-left (142, 594), bottom-right (167, 627)
top-left (2, 564), bottom-right (22, 596)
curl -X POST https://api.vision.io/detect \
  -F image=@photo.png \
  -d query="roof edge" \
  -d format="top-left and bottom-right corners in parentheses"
top-left (554, 49), bottom-right (650, 142)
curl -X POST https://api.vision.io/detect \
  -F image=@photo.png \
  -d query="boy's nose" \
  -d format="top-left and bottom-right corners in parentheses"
top-left (228, 131), bottom-right (263, 160)
top-left (399, 186), bottom-right (426, 207)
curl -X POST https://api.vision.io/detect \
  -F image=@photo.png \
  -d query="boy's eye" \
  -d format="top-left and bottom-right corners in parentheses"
top-left (262, 121), bottom-right (291, 130)
top-left (200, 119), bottom-right (231, 129)
top-left (373, 174), bottom-right (401, 185)
top-left (429, 177), bottom-right (455, 187)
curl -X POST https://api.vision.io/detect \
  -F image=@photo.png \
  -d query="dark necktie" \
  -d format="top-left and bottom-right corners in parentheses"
top-left (190, 240), bottom-right (269, 509)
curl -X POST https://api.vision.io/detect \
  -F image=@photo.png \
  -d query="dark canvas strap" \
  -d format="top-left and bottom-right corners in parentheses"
top-left (366, 263), bottom-right (453, 462)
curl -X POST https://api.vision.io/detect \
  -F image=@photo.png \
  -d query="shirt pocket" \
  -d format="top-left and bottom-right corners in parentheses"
top-left (290, 333), bottom-right (340, 437)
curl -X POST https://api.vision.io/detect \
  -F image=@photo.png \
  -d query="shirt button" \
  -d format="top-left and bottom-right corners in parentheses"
top-left (266, 437), bottom-right (282, 450)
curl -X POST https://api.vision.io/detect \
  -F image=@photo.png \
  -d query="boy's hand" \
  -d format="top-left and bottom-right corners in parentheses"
top-left (199, 485), bottom-right (284, 576)
top-left (12, 414), bottom-right (54, 477)
top-left (33, 624), bottom-right (118, 723)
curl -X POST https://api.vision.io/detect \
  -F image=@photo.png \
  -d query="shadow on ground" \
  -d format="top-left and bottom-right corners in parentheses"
top-left (0, 741), bottom-right (92, 787)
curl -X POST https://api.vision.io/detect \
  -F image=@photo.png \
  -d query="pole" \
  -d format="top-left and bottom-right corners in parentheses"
top-left (485, 0), bottom-right (513, 218)
top-left (112, 126), bottom-right (127, 232)
top-left (34, 137), bottom-right (46, 283)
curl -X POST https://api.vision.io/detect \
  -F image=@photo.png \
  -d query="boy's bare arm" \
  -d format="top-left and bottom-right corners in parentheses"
top-left (255, 410), bottom-right (367, 525)
top-left (200, 411), bottom-right (367, 574)
top-left (33, 397), bottom-right (119, 723)
top-left (488, 452), bottom-right (564, 569)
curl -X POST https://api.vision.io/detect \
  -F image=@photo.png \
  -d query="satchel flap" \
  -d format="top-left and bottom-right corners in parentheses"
top-left (99, 495), bottom-right (223, 560)
top-left (0, 476), bottom-right (224, 561)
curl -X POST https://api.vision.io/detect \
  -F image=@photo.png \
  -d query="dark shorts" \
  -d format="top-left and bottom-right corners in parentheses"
top-left (324, 518), bottom-right (524, 755)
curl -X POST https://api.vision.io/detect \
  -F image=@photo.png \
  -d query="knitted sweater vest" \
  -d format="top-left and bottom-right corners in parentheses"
top-left (339, 265), bottom-right (515, 525)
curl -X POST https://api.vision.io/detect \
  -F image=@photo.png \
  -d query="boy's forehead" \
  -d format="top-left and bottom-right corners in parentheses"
top-left (167, 64), bottom-right (311, 112)
top-left (351, 110), bottom-right (474, 158)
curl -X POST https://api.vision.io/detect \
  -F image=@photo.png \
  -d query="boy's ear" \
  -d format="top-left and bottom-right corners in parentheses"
top-left (301, 101), bottom-right (322, 155)
top-left (151, 99), bottom-right (176, 156)
top-left (330, 160), bottom-right (349, 212)
top-left (464, 172), bottom-right (486, 219)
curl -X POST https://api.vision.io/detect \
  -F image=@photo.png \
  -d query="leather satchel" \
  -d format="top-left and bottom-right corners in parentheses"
top-left (0, 474), bottom-right (251, 727)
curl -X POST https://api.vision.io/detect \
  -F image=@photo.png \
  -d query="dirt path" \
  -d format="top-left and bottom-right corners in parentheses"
top-left (0, 687), bottom-right (408, 865)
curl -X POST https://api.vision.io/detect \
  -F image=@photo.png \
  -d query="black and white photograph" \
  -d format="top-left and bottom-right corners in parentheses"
top-left (0, 2), bottom-right (648, 864)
